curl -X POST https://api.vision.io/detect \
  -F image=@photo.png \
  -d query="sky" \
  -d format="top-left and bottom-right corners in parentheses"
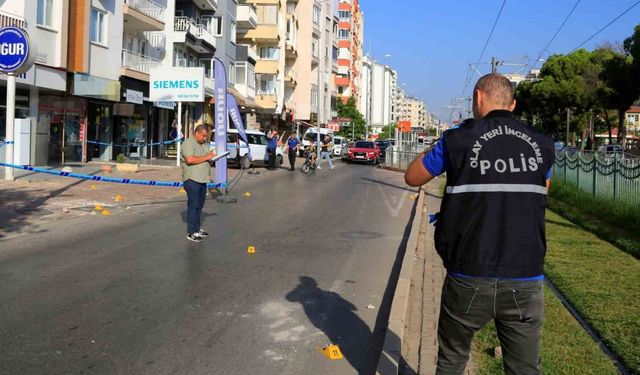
top-left (362, 0), bottom-right (640, 123)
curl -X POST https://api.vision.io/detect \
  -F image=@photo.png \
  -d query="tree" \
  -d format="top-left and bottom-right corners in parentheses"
top-left (335, 96), bottom-right (367, 139)
top-left (378, 124), bottom-right (396, 140)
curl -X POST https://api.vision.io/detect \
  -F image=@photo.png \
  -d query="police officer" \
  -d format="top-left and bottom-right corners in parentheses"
top-left (405, 74), bottom-right (555, 375)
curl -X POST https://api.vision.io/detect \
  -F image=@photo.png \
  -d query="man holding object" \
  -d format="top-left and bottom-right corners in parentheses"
top-left (405, 74), bottom-right (555, 375)
top-left (181, 125), bottom-right (216, 243)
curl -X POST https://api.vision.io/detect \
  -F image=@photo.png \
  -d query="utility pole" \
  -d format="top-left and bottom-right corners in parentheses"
top-left (491, 56), bottom-right (498, 74)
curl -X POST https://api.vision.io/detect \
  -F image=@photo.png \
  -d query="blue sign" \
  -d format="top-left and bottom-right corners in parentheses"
top-left (0, 27), bottom-right (31, 74)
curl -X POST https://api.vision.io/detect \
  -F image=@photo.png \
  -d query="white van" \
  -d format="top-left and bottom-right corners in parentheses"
top-left (216, 129), bottom-right (284, 168)
top-left (300, 128), bottom-right (334, 156)
top-left (333, 136), bottom-right (347, 157)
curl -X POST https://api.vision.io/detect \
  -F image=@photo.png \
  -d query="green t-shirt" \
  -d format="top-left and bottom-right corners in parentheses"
top-left (181, 138), bottom-right (211, 183)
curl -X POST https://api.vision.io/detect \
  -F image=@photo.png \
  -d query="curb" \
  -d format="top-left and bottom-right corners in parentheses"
top-left (376, 187), bottom-right (426, 375)
top-left (381, 165), bottom-right (406, 173)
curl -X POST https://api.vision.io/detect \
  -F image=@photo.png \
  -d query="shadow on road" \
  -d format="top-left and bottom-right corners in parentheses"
top-left (286, 276), bottom-right (372, 373)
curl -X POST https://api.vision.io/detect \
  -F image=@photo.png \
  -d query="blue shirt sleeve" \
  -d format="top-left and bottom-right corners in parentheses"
top-left (422, 138), bottom-right (447, 176)
top-left (546, 167), bottom-right (553, 180)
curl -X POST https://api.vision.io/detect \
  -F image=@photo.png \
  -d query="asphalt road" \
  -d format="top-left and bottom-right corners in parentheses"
top-left (0, 160), bottom-right (418, 375)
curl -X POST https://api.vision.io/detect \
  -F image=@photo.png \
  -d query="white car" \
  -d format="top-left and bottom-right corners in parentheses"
top-left (216, 129), bottom-right (284, 168)
top-left (300, 128), bottom-right (334, 156)
top-left (333, 136), bottom-right (347, 158)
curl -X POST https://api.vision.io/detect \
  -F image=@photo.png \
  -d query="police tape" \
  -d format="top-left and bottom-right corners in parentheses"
top-left (0, 162), bottom-right (227, 188)
top-left (0, 140), bottom-right (14, 147)
top-left (87, 138), bottom-right (184, 147)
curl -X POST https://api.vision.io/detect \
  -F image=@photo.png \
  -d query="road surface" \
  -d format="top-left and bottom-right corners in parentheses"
top-left (0, 161), bottom-right (418, 375)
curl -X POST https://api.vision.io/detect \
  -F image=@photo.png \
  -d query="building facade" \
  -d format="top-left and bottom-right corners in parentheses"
top-left (335, 0), bottom-right (362, 104)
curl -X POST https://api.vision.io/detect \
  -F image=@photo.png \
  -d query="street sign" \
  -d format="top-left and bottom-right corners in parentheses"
top-left (398, 121), bottom-right (411, 132)
top-left (0, 27), bottom-right (33, 74)
top-left (125, 89), bottom-right (143, 104)
top-left (149, 67), bottom-right (204, 102)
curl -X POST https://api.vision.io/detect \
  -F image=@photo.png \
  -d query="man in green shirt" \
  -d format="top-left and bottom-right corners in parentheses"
top-left (181, 124), bottom-right (215, 242)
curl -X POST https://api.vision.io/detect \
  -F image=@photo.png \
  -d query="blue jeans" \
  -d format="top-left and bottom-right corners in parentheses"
top-left (318, 151), bottom-right (333, 168)
top-left (184, 179), bottom-right (207, 235)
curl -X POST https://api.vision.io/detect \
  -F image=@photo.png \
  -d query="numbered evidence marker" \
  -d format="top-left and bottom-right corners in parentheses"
top-left (247, 246), bottom-right (256, 254)
top-left (321, 344), bottom-right (344, 360)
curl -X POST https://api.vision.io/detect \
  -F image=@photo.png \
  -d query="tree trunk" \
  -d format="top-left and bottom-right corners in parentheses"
top-left (617, 108), bottom-right (627, 148)
top-left (604, 110), bottom-right (612, 144)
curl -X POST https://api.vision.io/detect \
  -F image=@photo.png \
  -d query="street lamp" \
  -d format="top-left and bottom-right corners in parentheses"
top-left (316, 0), bottom-right (330, 162)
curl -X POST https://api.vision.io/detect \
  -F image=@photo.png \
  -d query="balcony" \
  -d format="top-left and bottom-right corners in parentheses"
top-left (284, 67), bottom-right (296, 86)
top-left (312, 21), bottom-right (320, 35)
top-left (311, 54), bottom-right (319, 66)
top-left (237, 4), bottom-right (258, 29)
top-left (0, 10), bottom-right (26, 28)
top-left (285, 39), bottom-right (297, 58)
top-left (178, 0), bottom-right (218, 11)
top-left (145, 32), bottom-right (166, 51)
top-left (123, 0), bottom-right (165, 31)
top-left (174, 16), bottom-right (216, 54)
top-left (239, 24), bottom-right (279, 43)
top-left (256, 59), bottom-right (278, 74)
top-left (256, 94), bottom-right (277, 109)
top-left (120, 49), bottom-right (162, 81)
top-left (335, 76), bottom-right (350, 87)
top-left (332, 59), bottom-right (338, 73)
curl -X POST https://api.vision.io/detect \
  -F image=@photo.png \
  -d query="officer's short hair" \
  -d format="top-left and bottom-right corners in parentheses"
top-left (194, 124), bottom-right (209, 134)
top-left (474, 74), bottom-right (514, 106)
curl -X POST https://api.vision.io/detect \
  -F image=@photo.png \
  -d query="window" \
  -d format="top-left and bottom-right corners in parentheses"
top-left (248, 64), bottom-right (255, 89)
top-left (139, 41), bottom-right (147, 56)
top-left (37, 0), bottom-right (54, 27)
top-left (230, 20), bottom-right (237, 43)
top-left (236, 63), bottom-right (246, 85)
top-left (90, 8), bottom-right (106, 45)
top-left (311, 88), bottom-right (318, 108)
top-left (228, 62), bottom-right (236, 84)
top-left (259, 47), bottom-right (280, 60)
top-left (212, 16), bottom-right (223, 37)
top-left (286, 2), bottom-right (296, 15)
top-left (257, 5), bottom-right (278, 25)
top-left (258, 75), bottom-right (276, 94)
top-left (338, 10), bottom-right (350, 20)
top-left (313, 5), bottom-right (321, 25)
top-left (311, 38), bottom-right (319, 58)
top-left (338, 29), bottom-right (350, 40)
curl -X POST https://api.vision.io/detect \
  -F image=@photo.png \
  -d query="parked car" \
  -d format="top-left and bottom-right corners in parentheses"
top-left (375, 140), bottom-right (391, 159)
top-left (342, 141), bottom-right (355, 161)
top-left (597, 144), bottom-right (625, 159)
top-left (346, 141), bottom-right (381, 164)
top-left (223, 129), bottom-right (284, 168)
top-left (333, 136), bottom-right (347, 158)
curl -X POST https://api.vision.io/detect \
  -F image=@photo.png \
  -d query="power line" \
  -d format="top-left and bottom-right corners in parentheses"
top-left (569, 0), bottom-right (640, 54)
top-left (534, 0), bottom-right (582, 67)
top-left (458, 0), bottom-right (508, 98)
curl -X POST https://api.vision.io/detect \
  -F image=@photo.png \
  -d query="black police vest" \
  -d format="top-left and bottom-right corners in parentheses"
top-left (435, 110), bottom-right (555, 278)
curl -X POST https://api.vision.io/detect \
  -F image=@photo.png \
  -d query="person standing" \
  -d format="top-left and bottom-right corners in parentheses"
top-left (181, 125), bottom-right (215, 243)
top-left (267, 129), bottom-right (278, 170)
top-left (317, 135), bottom-right (334, 170)
top-left (405, 74), bottom-right (555, 375)
top-left (286, 132), bottom-right (300, 171)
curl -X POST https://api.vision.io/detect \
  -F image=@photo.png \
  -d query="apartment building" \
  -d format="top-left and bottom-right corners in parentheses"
top-left (359, 54), bottom-right (372, 124)
top-left (335, 0), bottom-right (362, 104)
top-left (368, 61), bottom-right (395, 134)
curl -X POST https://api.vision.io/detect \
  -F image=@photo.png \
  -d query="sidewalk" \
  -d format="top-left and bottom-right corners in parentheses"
top-left (0, 163), bottom-right (243, 239)
top-left (399, 179), bottom-right (475, 375)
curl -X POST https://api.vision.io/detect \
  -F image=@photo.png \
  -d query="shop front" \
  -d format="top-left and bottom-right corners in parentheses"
top-left (38, 95), bottom-right (86, 165)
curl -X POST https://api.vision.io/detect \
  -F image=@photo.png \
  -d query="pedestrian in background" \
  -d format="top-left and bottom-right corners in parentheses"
top-left (286, 132), bottom-right (300, 171)
top-left (267, 129), bottom-right (278, 170)
top-left (405, 74), bottom-right (555, 375)
top-left (181, 124), bottom-right (216, 243)
top-left (317, 135), bottom-right (334, 170)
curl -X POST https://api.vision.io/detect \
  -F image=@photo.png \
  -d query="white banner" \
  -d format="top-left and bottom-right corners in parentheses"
top-left (149, 67), bottom-right (204, 102)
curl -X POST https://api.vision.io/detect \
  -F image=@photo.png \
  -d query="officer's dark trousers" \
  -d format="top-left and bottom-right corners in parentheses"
top-left (437, 275), bottom-right (544, 375)
top-left (288, 149), bottom-right (297, 170)
top-left (267, 148), bottom-right (276, 169)
top-left (184, 179), bottom-right (206, 235)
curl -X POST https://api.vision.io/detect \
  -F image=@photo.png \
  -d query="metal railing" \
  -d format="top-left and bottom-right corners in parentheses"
top-left (124, 0), bottom-right (165, 21)
top-left (554, 150), bottom-right (640, 206)
top-left (174, 16), bottom-right (216, 46)
top-left (146, 32), bottom-right (166, 50)
top-left (382, 149), bottom-right (422, 171)
top-left (121, 49), bottom-right (162, 74)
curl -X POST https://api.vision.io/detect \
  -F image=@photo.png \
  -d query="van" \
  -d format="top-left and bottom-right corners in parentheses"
top-left (333, 136), bottom-right (347, 157)
top-left (301, 128), bottom-right (334, 156)
top-left (215, 129), bottom-right (284, 168)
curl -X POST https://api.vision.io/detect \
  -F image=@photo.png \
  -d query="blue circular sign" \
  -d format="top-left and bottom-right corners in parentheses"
top-left (0, 27), bottom-right (31, 74)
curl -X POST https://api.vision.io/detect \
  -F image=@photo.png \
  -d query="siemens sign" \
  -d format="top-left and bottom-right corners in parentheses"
top-left (0, 27), bottom-right (33, 74)
top-left (149, 67), bottom-right (205, 102)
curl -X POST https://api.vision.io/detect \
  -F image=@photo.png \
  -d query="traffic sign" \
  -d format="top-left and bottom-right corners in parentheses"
top-left (0, 26), bottom-right (33, 74)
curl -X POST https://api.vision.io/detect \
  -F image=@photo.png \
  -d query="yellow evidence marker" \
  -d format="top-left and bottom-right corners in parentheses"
top-left (247, 246), bottom-right (256, 254)
top-left (321, 344), bottom-right (343, 360)
top-left (243, 192), bottom-right (252, 197)
top-left (178, 188), bottom-right (186, 193)
top-left (94, 204), bottom-right (104, 211)
top-left (114, 194), bottom-right (124, 202)
top-left (101, 209), bottom-right (112, 216)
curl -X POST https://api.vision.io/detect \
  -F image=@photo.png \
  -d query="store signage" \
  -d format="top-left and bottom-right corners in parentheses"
top-left (154, 101), bottom-right (175, 110)
top-left (0, 27), bottom-right (33, 74)
top-left (126, 89), bottom-right (143, 104)
top-left (149, 67), bottom-right (204, 102)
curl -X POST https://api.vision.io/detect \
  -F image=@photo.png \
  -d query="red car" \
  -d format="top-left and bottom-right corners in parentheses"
top-left (346, 141), bottom-right (381, 164)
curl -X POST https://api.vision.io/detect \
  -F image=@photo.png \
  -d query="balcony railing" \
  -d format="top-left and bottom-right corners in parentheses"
top-left (174, 16), bottom-right (216, 47)
top-left (124, 0), bottom-right (165, 21)
top-left (145, 32), bottom-right (166, 50)
top-left (237, 4), bottom-right (258, 28)
top-left (121, 49), bottom-right (162, 74)
top-left (0, 10), bottom-right (26, 28)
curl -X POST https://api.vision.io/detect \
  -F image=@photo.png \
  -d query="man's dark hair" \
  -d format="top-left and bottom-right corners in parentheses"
top-left (474, 74), bottom-right (514, 106)
top-left (194, 124), bottom-right (209, 134)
